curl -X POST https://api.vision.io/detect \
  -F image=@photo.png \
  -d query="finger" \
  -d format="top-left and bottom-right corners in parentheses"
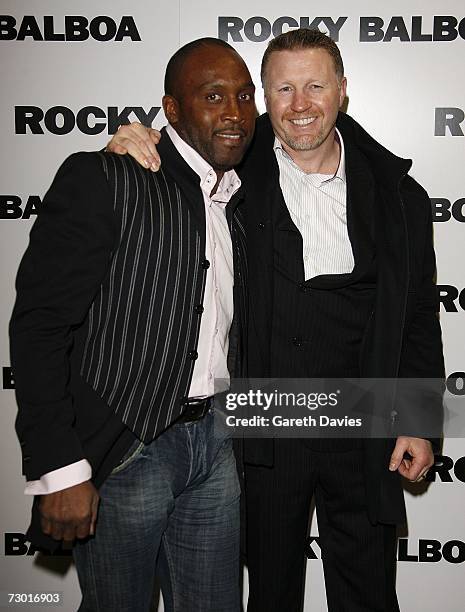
top-left (109, 125), bottom-right (159, 169)
top-left (62, 523), bottom-right (79, 542)
top-left (124, 124), bottom-right (160, 168)
top-left (75, 519), bottom-right (92, 540)
top-left (109, 143), bottom-right (128, 155)
top-left (147, 130), bottom-right (162, 166)
top-left (108, 127), bottom-right (154, 163)
top-left (149, 128), bottom-right (161, 144)
top-left (40, 517), bottom-right (53, 536)
top-left (415, 468), bottom-right (429, 482)
top-left (389, 442), bottom-right (409, 471)
top-left (150, 158), bottom-right (161, 172)
top-left (89, 495), bottom-right (100, 536)
top-left (409, 456), bottom-right (431, 481)
top-left (397, 462), bottom-right (411, 479)
top-left (111, 137), bottom-right (153, 169)
top-left (404, 454), bottom-right (428, 480)
top-left (49, 521), bottom-right (65, 541)
top-left (126, 135), bottom-right (157, 165)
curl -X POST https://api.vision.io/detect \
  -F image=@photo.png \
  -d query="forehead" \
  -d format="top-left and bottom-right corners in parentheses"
top-left (266, 47), bottom-right (337, 81)
top-left (182, 46), bottom-right (251, 88)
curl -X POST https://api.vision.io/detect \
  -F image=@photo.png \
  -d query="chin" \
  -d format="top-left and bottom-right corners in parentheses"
top-left (213, 153), bottom-right (245, 171)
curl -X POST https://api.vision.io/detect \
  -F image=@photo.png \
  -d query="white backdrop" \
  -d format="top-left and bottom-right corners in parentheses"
top-left (1, 1), bottom-right (464, 610)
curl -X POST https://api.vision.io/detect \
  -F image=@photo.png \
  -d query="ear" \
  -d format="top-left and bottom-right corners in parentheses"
top-left (339, 77), bottom-right (347, 108)
top-left (264, 92), bottom-right (269, 112)
top-left (162, 95), bottom-right (180, 124)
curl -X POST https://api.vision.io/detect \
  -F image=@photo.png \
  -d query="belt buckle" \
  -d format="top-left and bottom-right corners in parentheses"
top-left (181, 396), bottom-right (212, 422)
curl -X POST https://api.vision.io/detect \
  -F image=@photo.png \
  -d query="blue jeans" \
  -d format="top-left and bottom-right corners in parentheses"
top-left (73, 408), bottom-right (241, 612)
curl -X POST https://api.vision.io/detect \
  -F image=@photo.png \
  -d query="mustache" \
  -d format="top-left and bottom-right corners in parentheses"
top-left (213, 126), bottom-right (248, 137)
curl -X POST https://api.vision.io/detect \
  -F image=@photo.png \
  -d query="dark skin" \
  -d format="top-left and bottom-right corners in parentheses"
top-left (39, 43), bottom-right (256, 542)
top-left (163, 44), bottom-right (256, 192)
top-left (40, 481), bottom-right (99, 542)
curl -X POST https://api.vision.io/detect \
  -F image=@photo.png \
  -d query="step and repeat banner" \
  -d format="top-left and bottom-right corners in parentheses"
top-left (1, 1), bottom-right (464, 610)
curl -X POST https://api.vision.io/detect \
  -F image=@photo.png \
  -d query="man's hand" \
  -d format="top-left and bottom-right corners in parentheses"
top-left (106, 122), bottom-right (161, 171)
top-left (39, 480), bottom-right (100, 541)
top-left (389, 436), bottom-right (434, 482)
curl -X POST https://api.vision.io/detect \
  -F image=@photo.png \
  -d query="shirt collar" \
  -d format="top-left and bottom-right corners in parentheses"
top-left (273, 127), bottom-right (346, 185)
top-left (166, 124), bottom-right (241, 204)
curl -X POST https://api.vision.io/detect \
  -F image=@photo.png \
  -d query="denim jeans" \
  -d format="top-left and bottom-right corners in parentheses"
top-left (73, 408), bottom-right (241, 612)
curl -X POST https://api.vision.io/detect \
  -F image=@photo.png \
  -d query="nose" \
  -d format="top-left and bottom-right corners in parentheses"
top-left (290, 90), bottom-right (312, 113)
top-left (222, 96), bottom-right (243, 123)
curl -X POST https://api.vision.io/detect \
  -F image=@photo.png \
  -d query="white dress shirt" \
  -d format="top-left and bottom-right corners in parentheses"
top-left (25, 125), bottom-right (240, 495)
top-left (274, 129), bottom-right (354, 280)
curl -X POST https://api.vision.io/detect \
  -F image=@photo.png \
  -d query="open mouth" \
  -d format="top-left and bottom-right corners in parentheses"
top-left (288, 117), bottom-right (317, 127)
top-left (215, 132), bottom-right (243, 140)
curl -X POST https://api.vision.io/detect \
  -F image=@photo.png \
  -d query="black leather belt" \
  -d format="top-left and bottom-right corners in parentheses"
top-left (177, 396), bottom-right (214, 423)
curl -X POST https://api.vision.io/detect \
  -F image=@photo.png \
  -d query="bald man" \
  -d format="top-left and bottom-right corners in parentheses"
top-left (10, 38), bottom-right (256, 612)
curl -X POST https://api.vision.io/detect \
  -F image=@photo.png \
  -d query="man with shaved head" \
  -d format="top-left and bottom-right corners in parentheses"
top-left (11, 38), bottom-right (255, 611)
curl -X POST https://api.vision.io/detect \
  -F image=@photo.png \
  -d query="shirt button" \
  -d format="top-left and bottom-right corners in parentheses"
top-left (292, 337), bottom-right (303, 347)
top-left (188, 350), bottom-right (198, 360)
top-left (194, 305), bottom-right (204, 314)
top-left (202, 259), bottom-right (210, 270)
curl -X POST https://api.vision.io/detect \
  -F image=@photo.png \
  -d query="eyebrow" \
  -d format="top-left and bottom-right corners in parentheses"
top-left (199, 80), bottom-right (255, 89)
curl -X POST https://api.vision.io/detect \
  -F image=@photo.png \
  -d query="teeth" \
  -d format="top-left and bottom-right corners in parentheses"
top-left (217, 134), bottom-right (241, 139)
top-left (289, 117), bottom-right (315, 126)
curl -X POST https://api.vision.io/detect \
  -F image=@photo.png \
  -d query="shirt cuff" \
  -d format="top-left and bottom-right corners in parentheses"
top-left (24, 460), bottom-right (92, 495)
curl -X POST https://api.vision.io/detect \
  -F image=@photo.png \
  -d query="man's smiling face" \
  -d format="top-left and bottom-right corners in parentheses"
top-left (163, 44), bottom-right (256, 172)
top-left (263, 47), bottom-right (346, 154)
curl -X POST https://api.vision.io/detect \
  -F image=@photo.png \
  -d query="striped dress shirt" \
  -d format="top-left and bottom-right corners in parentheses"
top-left (274, 129), bottom-right (354, 280)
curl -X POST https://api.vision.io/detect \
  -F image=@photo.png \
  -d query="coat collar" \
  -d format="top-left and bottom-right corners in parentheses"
top-left (242, 112), bottom-right (413, 188)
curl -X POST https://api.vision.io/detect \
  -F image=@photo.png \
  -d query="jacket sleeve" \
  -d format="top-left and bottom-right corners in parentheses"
top-left (9, 152), bottom-right (117, 480)
top-left (397, 179), bottom-right (445, 448)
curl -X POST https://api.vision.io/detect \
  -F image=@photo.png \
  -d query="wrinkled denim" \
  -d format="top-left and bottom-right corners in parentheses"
top-left (73, 408), bottom-right (240, 612)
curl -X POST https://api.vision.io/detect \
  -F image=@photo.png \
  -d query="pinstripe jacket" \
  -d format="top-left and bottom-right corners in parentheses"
top-left (10, 129), bottom-right (247, 490)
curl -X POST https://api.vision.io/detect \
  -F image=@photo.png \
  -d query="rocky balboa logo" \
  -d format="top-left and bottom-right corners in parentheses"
top-left (306, 536), bottom-right (465, 562)
top-left (14, 106), bottom-right (161, 135)
top-left (431, 198), bottom-right (465, 222)
top-left (0, 15), bottom-right (140, 41)
top-left (218, 15), bottom-right (465, 43)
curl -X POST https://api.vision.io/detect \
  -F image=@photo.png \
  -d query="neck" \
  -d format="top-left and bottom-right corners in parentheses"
top-left (281, 129), bottom-right (340, 174)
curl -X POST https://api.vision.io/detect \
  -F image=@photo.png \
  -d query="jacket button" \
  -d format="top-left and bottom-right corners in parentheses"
top-left (194, 305), bottom-right (204, 314)
top-left (292, 337), bottom-right (303, 347)
top-left (23, 456), bottom-right (31, 462)
top-left (20, 441), bottom-right (26, 448)
top-left (188, 350), bottom-right (198, 360)
top-left (258, 222), bottom-right (265, 229)
top-left (201, 259), bottom-right (210, 270)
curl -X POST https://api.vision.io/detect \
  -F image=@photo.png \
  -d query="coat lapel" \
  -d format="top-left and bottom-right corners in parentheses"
top-left (157, 128), bottom-right (206, 248)
top-left (239, 120), bottom-right (278, 376)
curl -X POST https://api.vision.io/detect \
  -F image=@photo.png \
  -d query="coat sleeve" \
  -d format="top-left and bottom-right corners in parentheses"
top-left (397, 179), bottom-right (445, 448)
top-left (9, 152), bottom-right (117, 480)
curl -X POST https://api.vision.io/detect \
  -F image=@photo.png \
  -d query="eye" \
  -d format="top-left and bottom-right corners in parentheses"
top-left (278, 86), bottom-right (292, 93)
top-left (205, 93), bottom-right (222, 102)
top-left (310, 84), bottom-right (323, 90)
top-left (238, 92), bottom-right (253, 101)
